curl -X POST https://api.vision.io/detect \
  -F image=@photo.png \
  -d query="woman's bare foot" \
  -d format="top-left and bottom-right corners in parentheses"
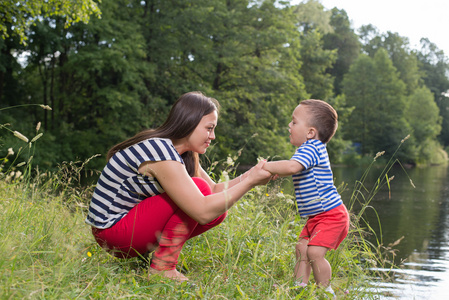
top-left (148, 267), bottom-right (189, 282)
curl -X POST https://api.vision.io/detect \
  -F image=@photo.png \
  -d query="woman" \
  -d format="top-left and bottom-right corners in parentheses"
top-left (85, 91), bottom-right (272, 282)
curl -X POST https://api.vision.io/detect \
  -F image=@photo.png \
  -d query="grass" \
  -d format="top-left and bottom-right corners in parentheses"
top-left (0, 104), bottom-right (399, 299)
top-left (0, 154), bottom-right (396, 300)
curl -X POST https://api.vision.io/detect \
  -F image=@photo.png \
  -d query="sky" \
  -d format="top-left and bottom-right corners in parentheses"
top-left (292, 0), bottom-right (449, 56)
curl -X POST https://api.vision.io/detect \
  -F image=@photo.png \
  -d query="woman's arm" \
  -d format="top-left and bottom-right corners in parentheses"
top-left (199, 166), bottom-right (250, 194)
top-left (139, 160), bottom-right (271, 225)
top-left (263, 160), bottom-right (304, 177)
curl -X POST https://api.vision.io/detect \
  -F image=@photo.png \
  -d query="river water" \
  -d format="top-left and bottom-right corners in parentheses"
top-left (332, 164), bottom-right (449, 299)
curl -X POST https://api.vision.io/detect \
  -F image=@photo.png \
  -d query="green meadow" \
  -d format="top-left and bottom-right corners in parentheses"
top-left (0, 147), bottom-right (400, 299)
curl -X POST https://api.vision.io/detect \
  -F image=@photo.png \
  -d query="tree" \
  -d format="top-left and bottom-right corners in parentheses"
top-left (293, 0), bottom-right (336, 100)
top-left (381, 32), bottom-right (421, 95)
top-left (0, 29), bottom-right (22, 107)
top-left (360, 27), bottom-right (422, 95)
top-left (1, 0), bottom-right (102, 168)
top-left (13, 0), bottom-right (152, 169)
top-left (416, 38), bottom-right (449, 147)
top-left (4, 0), bottom-right (312, 168)
top-left (342, 49), bottom-right (412, 159)
top-left (341, 54), bottom-right (376, 153)
top-left (0, 0), bottom-right (101, 44)
top-left (322, 8), bottom-right (360, 95)
top-left (206, 0), bottom-right (308, 163)
top-left (406, 87), bottom-right (442, 163)
top-left (293, 0), bottom-right (333, 34)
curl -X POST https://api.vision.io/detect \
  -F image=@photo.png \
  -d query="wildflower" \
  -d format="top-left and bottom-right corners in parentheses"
top-left (401, 134), bottom-right (410, 143)
top-left (221, 170), bottom-right (229, 182)
top-left (257, 157), bottom-right (266, 163)
top-left (36, 122), bottom-right (41, 132)
top-left (6, 171), bottom-right (15, 182)
top-left (8, 148), bottom-right (14, 156)
top-left (226, 156), bottom-right (234, 166)
top-left (285, 198), bottom-right (294, 205)
top-left (16, 162), bottom-right (26, 167)
top-left (374, 151), bottom-right (385, 160)
top-left (31, 133), bottom-right (43, 143)
top-left (388, 175), bottom-right (395, 183)
top-left (344, 290), bottom-right (350, 294)
top-left (14, 171), bottom-right (22, 179)
top-left (87, 251), bottom-right (92, 257)
top-left (39, 105), bottom-right (52, 110)
top-left (265, 193), bottom-right (269, 197)
top-left (13, 131), bottom-right (29, 143)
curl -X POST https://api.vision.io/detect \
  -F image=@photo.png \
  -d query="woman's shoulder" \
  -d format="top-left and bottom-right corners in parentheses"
top-left (136, 138), bottom-right (182, 162)
top-left (139, 137), bottom-right (173, 148)
top-left (141, 137), bottom-right (173, 145)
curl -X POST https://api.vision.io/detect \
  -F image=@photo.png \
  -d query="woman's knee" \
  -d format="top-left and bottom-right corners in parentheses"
top-left (192, 177), bottom-right (212, 196)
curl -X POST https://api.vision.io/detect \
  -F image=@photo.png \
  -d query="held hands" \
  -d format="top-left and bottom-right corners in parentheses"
top-left (246, 160), bottom-right (275, 187)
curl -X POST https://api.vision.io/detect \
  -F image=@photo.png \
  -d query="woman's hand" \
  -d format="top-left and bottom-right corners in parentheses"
top-left (245, 160), bottom-right (273, 187)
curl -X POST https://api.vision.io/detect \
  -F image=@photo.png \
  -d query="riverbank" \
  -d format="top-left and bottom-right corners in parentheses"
top-left (0, 165), bottom-right (392, 299)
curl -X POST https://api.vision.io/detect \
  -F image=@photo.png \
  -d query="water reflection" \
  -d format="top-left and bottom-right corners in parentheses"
top-left (333, 164), bottom-right (449, 299)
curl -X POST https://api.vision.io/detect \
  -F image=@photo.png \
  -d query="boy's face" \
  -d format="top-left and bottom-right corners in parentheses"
top-left (289, 105), bottom-right (315, 147)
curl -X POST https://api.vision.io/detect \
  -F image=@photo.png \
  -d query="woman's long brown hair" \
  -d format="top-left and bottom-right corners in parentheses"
top-left (107, 91), bottom-right (220, 177)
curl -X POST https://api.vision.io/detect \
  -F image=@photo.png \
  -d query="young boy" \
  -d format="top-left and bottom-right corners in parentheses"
top-left (263, 99), bottom-right (349, 296)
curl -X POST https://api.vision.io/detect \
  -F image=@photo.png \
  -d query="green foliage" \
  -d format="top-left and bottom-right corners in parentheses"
top-left (342, 49), bottom-right (412, 160)
top-left (0, 156), bottom-right (388, 299)
top-left (292, 0), bottom-right (333, 34)
top-left (293, 0), bottom-right (337, 100)
top-left (362, 30), bottom-right (421, 95)
top-left (186, 0), bottom-right (308, 162)
top-left (416, 38), bottom-right (449, 146)
top-left (0, 0), bottom-right (101, 44)
top-left (323, 8), bottom-right (361, 95)
top-left (0, 117), bottom-right (416, 299)
top-left (326, 94), bottom-right (354, 164)
top-left (298, 29), bottom-right (337, 100)
top-left (405, 87), bottom-right (443, 163)
top-left (1, 0), bottom-right (449, 168)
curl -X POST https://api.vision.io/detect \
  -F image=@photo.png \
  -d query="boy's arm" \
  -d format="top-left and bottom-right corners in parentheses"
top-left (263, 160), bottom-right (304, 177)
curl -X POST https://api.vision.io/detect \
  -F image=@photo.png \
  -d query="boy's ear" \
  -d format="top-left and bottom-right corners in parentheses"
top-left (307, 127), bottom-right (318, 139)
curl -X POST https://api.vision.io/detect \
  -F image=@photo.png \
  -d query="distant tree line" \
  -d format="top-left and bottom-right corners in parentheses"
top-left (1, 0), bottom-right (449, 171)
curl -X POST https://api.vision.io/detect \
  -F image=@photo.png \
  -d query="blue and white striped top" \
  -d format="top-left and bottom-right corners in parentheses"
top-left (291, 139), bottom-right (342, 217)
top-left (85, 138), bottom-right (183, 229)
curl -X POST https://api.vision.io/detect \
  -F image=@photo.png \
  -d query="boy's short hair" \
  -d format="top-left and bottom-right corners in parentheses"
top-left (300, 99), bottom-right (338, 144)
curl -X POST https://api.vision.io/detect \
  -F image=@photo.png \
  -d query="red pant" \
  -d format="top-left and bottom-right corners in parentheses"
top-left (92, 177), bottom-right (227, 270)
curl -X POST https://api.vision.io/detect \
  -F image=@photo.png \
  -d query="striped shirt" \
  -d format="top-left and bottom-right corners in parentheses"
top-left (291, 139), bottom-right (342, 217)
top-left (85, 138), bottom-right (183, 229)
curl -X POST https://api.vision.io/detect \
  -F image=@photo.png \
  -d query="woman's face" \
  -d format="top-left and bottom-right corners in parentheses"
top-left (186, 111), bottom-right (218, 154)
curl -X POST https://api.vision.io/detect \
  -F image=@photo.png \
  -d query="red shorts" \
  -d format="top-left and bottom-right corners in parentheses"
top-left (299, 204), bottom-right (349, 249)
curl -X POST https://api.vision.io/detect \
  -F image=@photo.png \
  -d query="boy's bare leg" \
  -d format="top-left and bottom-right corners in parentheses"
top-left (307, 245), bottom-right (331, 287)
top-left (294, 238), bottom-right (312, 284)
